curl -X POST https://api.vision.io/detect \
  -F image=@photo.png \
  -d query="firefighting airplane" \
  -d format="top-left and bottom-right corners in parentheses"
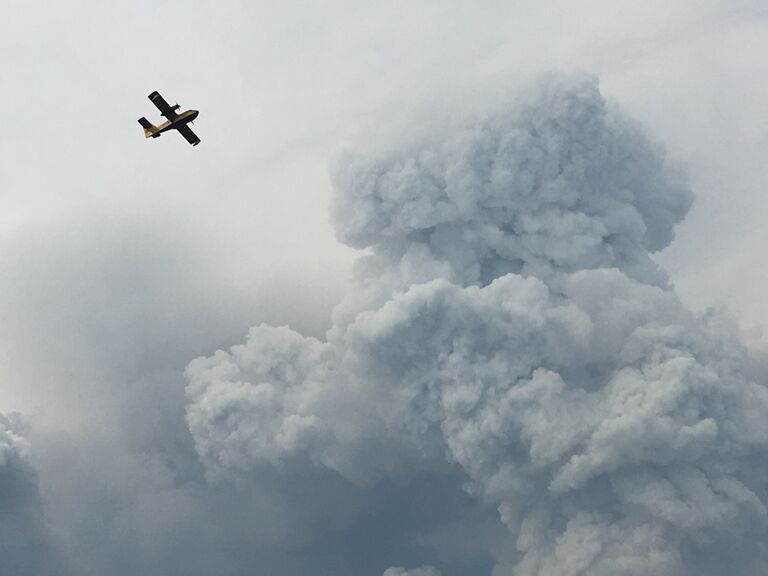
top-left (138, 91), bottom-right (200, 146)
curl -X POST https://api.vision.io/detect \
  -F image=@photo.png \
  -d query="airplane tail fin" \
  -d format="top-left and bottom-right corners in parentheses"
top-left (138, 117), bottom-right (159, 138)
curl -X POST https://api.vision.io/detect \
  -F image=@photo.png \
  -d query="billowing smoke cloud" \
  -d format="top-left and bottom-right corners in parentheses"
top-left (383, 566), bottom-right (441, 576)
top-left (185, 73), bottom-right (768, 574)
top-left (0, 210), bottom-right (373, 576)
top-left (0, 413), bottom-right (70, 576)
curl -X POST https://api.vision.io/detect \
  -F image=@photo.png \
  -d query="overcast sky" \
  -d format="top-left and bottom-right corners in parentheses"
top-left (3, 1), bottom-right (768, 336)
top-left (2, 2), bottom-right (768, 575)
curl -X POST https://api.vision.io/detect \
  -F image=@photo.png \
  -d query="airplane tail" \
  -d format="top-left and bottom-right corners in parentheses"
top-left (138, 117), bottom-right (160, 138)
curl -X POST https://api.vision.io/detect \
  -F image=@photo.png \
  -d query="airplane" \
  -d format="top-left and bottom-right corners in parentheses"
top-left (138, 91), bottom-right (200, 146)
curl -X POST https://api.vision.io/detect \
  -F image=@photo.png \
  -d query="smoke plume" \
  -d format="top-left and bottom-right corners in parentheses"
top-left (0, 413), bottom-right (69, 576)
top-left (383, 567), bottom-right (441, 576)
top-left (185, 73), bottom-right (768, 574)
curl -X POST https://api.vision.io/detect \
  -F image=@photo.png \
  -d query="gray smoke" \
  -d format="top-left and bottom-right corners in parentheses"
top-left (383, 566), bottom-right (441, 576)
top-left (185, 73), bottom-right (768, 574)
top-left (0, 413), bottom-right (70, 576)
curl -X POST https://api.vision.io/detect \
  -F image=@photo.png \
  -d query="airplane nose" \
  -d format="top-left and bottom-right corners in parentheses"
top-left (191, 110), bottom-right (199, 120)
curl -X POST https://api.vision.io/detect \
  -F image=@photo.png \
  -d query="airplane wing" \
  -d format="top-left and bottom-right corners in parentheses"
top-left (176, 123), bottom-right (200, 146)
top-left (148, 91), bottom-right (178, 120)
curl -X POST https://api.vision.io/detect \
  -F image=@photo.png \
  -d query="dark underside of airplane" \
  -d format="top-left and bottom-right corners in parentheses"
top-left (138, 91), bottom-right (200, 146)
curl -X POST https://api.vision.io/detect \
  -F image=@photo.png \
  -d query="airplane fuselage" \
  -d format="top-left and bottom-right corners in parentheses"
top-left (152, 109), bottom-right (199, 135)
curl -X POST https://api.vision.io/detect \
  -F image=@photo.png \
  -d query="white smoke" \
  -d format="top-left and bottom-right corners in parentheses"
top-left (185, 73), bottom-right (768, 574)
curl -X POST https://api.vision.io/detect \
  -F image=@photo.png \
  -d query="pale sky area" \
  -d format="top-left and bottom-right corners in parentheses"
top-left (2, 2), bottom-right (768, 575)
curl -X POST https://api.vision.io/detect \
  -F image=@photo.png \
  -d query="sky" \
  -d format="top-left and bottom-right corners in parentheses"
top-left (2, 1), bottom-right (768, 575)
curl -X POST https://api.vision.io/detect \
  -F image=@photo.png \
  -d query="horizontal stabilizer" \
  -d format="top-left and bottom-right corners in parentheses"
top-left (138, 117), bottom-right (158, 138)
